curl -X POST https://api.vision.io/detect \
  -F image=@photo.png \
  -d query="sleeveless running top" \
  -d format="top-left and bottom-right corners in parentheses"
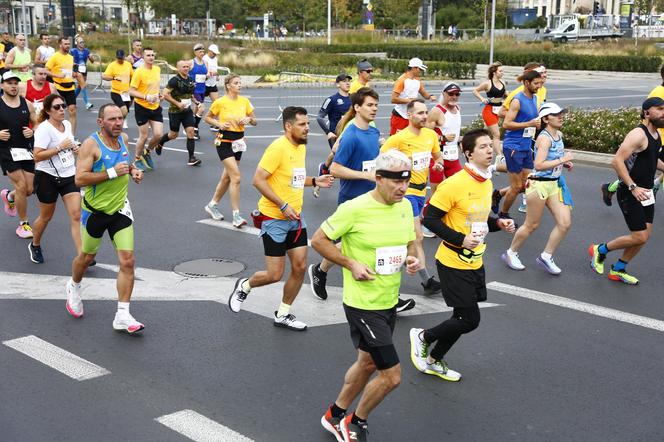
top-left (71, 47), bottom-right (90, 66)
top-left (131, 54), bottom-right (144, 69)
top-left (189, 58), bottom-right (207, 95)
top-left (203, 54), bottom-right (218, 87)
top-left (487, 79), bottom-right (505, 105)
top-left (0, 97), bottom-right (32, 150)
top-left (624, 124), bottom-right (661, 189)
top-left (503, 91), bottom-right (539, 152)
top-left (533, 130), bottom-right (565, 179)
top-left (12, 48), bottom-right (32, 81)
top-left (433, 104), bottom-right (461, 150)
top-left (85, 132), bottom-right (130, 215)
top-left (26, 80), bottom-right (52, 113)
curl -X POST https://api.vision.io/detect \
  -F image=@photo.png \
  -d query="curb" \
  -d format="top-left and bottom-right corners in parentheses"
top-left (567, 149), bottom-right (613, 168)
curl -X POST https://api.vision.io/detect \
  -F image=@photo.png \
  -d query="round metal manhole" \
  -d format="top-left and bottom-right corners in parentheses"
top-left (173, 258), bottom-right (245, 278)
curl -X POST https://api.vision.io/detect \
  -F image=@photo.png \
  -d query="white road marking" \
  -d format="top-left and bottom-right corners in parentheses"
top-left (156, 409), bottom-right (253, 442)
top-left (488, 281), bottom-right (664, 333)
top-left (126, 142), bottom-right (203, 155)
top-left (2, 335), bottom-right (110, 381)
top-left (197, 218), bottom-right (260, 235)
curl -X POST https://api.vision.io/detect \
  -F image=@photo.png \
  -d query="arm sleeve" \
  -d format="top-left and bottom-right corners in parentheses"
top-left (317, 107), bottom-right (330, 134)
top-left (487, 215), bottom-right (501, 232)
top-left (422, 204), bottom-right (465, 247)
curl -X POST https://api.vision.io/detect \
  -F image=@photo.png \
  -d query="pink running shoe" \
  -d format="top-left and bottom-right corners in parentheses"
top-left (1, 189), bottom-right (17, 217)
top-left (16, 223), bottom-right (33, 239)
top-left (113, 312), bottom-right (145, 333)
top-left (65, 279), bottom-right (84, 318)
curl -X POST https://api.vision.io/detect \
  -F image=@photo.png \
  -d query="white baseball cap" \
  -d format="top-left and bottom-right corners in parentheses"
top-left (1, 71), bottom-right (20, 82)
top-left (538, 102), bottom-right (566, 118)
top-left (208, 44), bottom-right (220, 55)
top-left (408, 57), bottom-right (427, 71)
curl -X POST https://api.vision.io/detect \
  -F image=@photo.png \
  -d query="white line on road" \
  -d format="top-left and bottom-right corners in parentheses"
top-left (2, 335), bottom-right (111, 381)
top-left (196, 218), bottom-right (313, 246)
top-left (156, 409), bottom-right (254, 442)
top-left (487, 281), bottom-right (664, 333)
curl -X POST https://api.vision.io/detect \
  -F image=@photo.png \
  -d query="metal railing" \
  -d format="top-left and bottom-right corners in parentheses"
top-left (275, 71), bottom-right (337, 120)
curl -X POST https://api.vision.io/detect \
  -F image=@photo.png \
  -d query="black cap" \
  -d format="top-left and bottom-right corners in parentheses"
top-left (336, 73), bottom-right (352, 83)
top-left (116, 49), bottom-right (125, 59)
top-left (642, 96), bottom-right (664, 111)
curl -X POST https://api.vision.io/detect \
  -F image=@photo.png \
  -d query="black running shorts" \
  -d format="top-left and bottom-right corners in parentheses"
top-left (437, 260), bottom-right (487, 308)
top-left (343, 304), bottom-right (399, 370)
top-left (617, 185), bottom-right (654, 231)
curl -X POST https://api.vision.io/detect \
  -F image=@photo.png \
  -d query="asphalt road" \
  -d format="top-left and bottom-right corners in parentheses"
top-left (1, 77), bottom-right (664, 441)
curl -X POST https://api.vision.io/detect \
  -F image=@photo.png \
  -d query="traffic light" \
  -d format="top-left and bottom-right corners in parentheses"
top-left (593, 1), bottom-right (599, 15)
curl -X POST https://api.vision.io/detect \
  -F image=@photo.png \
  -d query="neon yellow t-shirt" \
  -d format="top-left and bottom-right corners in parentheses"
top-left (257, 136), bottom-right (306, 219)
top-left (349, 79), bottom-right (370, 94)
top-left (209, 95), bottom-right (254, 132)
top-left (380, 127), bottom-right (440, 197)
top-left (130, 65), bottom-right (161, 110)
top-left (321, 192), bottom-right (415, 310)
top-left (104, 61), bottom-right (133, 94)
top-left (503, 85), bottom-right (547, 110)
top-left (45, 51), bottom-right (75, 92)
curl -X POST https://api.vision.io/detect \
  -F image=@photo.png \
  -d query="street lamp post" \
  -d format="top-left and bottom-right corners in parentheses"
top-left (489, 0), bottom-right (496, 64)
top-left (327, 0), bottom-right (331, 45)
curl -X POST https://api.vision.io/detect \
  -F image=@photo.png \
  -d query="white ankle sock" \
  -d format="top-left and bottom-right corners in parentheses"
top-left (541, 252), bottom-right (552, 261)
top-left (117, 302), bottom-right (130, 314)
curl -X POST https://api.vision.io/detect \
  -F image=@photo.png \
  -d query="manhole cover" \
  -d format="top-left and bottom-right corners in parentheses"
top-left (173, 258), bottom-right (245, 278)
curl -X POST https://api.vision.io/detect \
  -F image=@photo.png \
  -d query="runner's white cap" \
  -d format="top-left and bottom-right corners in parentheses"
top-left (208, 44), bottom-right (220, 54)
top-left (538, 102), bottom-right (566, 118)
top-left (408, 57), bottom-right (427, 71)
top-left (1, 71), bottom-right (20, 82)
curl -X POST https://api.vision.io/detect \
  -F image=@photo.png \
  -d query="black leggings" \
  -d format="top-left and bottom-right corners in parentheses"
top-left (423, 305), bottom-right (480, 361)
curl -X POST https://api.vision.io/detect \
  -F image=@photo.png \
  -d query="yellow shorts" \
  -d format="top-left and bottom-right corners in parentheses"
top-left (526, 179), bottom-right (560, 200)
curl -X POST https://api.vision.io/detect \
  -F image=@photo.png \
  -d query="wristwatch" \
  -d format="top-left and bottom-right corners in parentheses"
top-left (628, 183), bottom-right (637, 191)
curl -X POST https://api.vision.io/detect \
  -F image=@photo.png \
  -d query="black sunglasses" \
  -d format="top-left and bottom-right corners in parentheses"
top-left (363, 69), bottom-right (373, 73)
top-left (51, 103), bottom-right (66, 110)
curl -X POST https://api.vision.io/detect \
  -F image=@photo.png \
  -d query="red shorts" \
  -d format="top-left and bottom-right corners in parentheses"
top-left (482, 104), bottom-right (500, 126)
top-left (428, 158), bottom-right (462, 184)
top-left (389, 113), bottom-right (409, 135)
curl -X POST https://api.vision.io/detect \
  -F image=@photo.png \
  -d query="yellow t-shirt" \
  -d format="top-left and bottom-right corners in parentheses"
top-left (380, 127), bottom-right (440, 197)
top-left (349, 79), bottom-right (370, 94)
top-left (104, 61), bottom-right (133, 94)
top-left (0, 43), bottom-right (5, 69)
top-left (130, 65), bottom-right (161, 110)
top-left (430, 169), bottom-right (493, 270)
top-left (647, 85), bottom-right (664, 142)
top-left (45, 51), bottom-right (75, 92)
top-left (257, 136), bottom-right (307, 219)
top-left (208, 95), bottom-right (254, 132)
top-left (503, 85), bottom-right (547, 110)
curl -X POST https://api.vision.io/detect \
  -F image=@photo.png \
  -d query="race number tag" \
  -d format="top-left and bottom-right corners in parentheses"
top-left (57, 148), bottom-right (75, 167)
top-left (442, 145), bottom-right (458, 161)
top-left (33, 100), bottom-right (44, 114)
top-left (120, 92), bottom-right (130, 102)
top-left (291, 167), bottom-right (306, 189)
top-left (180, 98), bottom-right (191, 108)
top-left (471, 222), bottom-right (489, 243)
top-left (492, 106), bottom-right (501, 115)
top-left (10, 148), bottom-right (33, 161)
top-left (551, 164), bottom-right (563, 178)
top-left (362, 160), bottom-right (376, 172)
top-left (62, 69), bottom-right (73, 78)
top-left (118, 199), bottom-right (134, 221)
top-left (411, 151), bottom-right (431, 171)
top-left (375, 245), bottom-right (407, 275)
top-left (231, 138), bottom-right (247, 153)
top-left (78, 64), bottom-right (86, 74)
top-left (195, 74), bottom-right (206, 83)
top-left (641, 189), bottom-right (656, 207)
top-left (523, 127), bottom-right (536, 138)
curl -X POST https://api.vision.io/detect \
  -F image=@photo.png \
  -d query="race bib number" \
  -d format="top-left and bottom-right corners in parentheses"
top-left (411, 151), bottom-right (430, 171)
top-left (10, 148), bottom-right (33, 161)
top-left (62, 69), bottom-right (73, 78)
top-left (33, 101), bottom-right (44, 114)
top-left (551, 164), bottom-right (563, 178)
top-left (118, 199), bottom-right (134, 221)
top-left (641, 189), bottom-right (656, 207)
top-left (57, 148), bottom-right (75, 167)
top-left (442, 145), bottom-right (458, 161)
top-left (180, 98), bottom-right (192, 108)
top-left (492, 106), bottom-right (501, 115)
top-left (78, 64), bottom-right (86, 74)
top-left (120, 92), bottom-right (130, 102)
top-left (195, 74), bottom-right (206, 83)
top-left (291, 167), bottom-right (306, 189)
top-left (523, 127), bottom-right (536, 138)
top-left (375, 245), bottom-right (408, 275)
top-left (471, 222), bottom-right (489, 244)
top-left (231, 138), bottom-right (247, 153)
top-left (362, 160), bottom-right (376, 172)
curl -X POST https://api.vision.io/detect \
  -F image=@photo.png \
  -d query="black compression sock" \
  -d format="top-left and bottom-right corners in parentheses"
top-left (159, 134), bottom-right (170, 145)
top-left (186, 138), bottom-right (195, 157)
top-left (351, 413), bottom-right (367, 426)
top-left (195, 116), bottom-right (201, 128)
top-left (331, 403), bottom-right (346, 418)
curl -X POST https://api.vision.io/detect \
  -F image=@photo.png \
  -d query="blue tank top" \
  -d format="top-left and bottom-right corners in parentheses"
top-left (503, 91), bottom-right (539, 152)
top-left (71, 47), bottom-right (90, 66)
top-left (533, 130), bottom-right (565, 179)
top-left (189, 59), bottom-right (207, 95)
top-left (86, 132), bottom-right (130, 214)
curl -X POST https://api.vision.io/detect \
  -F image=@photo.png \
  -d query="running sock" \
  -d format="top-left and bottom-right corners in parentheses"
top-left (208, 199), bottom-right (218, 207)
top-left (82, 88), bottom-right (89, 105)
top-left (69, 278), bottom-right (81, 288)
top-left (507, 248), bottom-right (517, 256)
top-left (232, 209), bottom-right (239, 215)
top-left (330, 403), bottom-right (346, 418)
top-left (598, 243), bottom-right (609, 256)
top-left (613, 259), bottom-right (628, 272)
top-left (194, 116), bottom-right (201, 128)
top-left (608, 180), bottom-right (620, 192)
top-left (276, 302), bottom-right (291, 318)
top-left (117, 301), bottom-right (130, 314)
top-left (241, 279), bottom-right (252, 293)
top-left (418, 268), bottom-right (431, 283)
top-left (186, 138), bottom-right (195, 157)
top-left (351, 413), bottom-right (367, 426)
top-left (541, 251), bottom-right (552, 261)
top-left (159, 134), bottom-right (170, 146)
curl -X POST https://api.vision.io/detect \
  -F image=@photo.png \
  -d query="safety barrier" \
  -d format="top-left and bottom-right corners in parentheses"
top-left (275, 71), bottom-right (337, 120)
top-left (89, 53), bottom-right (106, 93)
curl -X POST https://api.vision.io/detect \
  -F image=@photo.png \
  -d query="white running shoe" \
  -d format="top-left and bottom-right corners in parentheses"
top-left (273, 312), bottom-right (307, 331)
top-left (501, 251), bottom-right (525, 271)
top-left (232, 212), bottom-right (247, 228)
top-left (228, 278), bottom-right (249, 313)
top-left (112, 312), bottom-right (145, 333)
top-left (409, 328), bottom-right (428, 372)
top-left (424, 359), bottom-right (462, 382)
top-left (204, 203), bottom-right (224, 221)
top-left (65, 279), bottom-right (84, 318)
top-left (536, 255), bottom-right (562, 275)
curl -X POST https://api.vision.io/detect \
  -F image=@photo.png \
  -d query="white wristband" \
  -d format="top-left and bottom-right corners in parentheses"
top-left (107, 167), bottom-right (118, 179)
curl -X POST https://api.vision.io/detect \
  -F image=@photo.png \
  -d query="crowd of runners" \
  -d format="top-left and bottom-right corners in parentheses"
top-left (1, 33), bottom-right (663, 442)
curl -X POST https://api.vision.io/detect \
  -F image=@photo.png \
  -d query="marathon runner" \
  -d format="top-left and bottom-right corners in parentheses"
top-left (411, 128), bottom-right (515, 382)
top-left (317, 73), bottom-right (352, 150)
top-left (5, 34), bottom-right (32, 82)
top-left (102, 49), bottom-right (133, 129)
top-left (128, 47), bottom-right (163, 171)
top-left (30, 93), bottom-right (81, 263)
top-left (189, 43), bottom-right (209, 139)
top-left (381, 98), bottom-right (442, 295)
top-left (127, 39), bottom-right (144, 69)
top-left (312, 150), bottom-right (421, 442)
top-left (502, 103), bottom-right (573, 275)
top-left (45, 37), bottom-right (78, 135)
top-left (473, 61), bottom-right (507, 155)
top-left (19, 65), bottom-right (57, 114)
top-left (227, 106), bottom-right (334, 331)
top-left (389, 57), bottom-right (436, 135)
top-left (497, 69), bottom-right (543, 219)
top-left (0, 71), bottom-right (37, 238)
top-left (34, 33), bottom-right (55, 68)
top-left (71, 35), bottom-right (95, 110)
top-left (308, 87), bottom-right (416, 313)
top-left (589, 97), bottom-right (664, 285)
top-left (202, 44), bottom-right (221, 130)
top-left (203, 74), bottom-right (256, 227)
top-left (65, 103), bottom-right (145, 332)
top-left (349, 59), bottom-right (372, 94)
top-left (158, 59), bottom-right (202, 166)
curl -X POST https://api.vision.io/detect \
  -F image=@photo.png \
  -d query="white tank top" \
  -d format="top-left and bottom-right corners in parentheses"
top-left (439, 104), bottom-right (461, 149)
top-left (203, 54), bottom-right (219, 87)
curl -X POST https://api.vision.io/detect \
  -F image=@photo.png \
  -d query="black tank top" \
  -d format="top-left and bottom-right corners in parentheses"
top-left (625, 124), bottom-right (660, 189)
top-left (0, 97), bottom-right (32, 150)
top-left (487, 79), bottom-right (505, 103)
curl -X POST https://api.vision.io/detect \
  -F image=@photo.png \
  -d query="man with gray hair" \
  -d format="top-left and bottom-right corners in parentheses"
top-left (312, 149), bottom-right (422, 442)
